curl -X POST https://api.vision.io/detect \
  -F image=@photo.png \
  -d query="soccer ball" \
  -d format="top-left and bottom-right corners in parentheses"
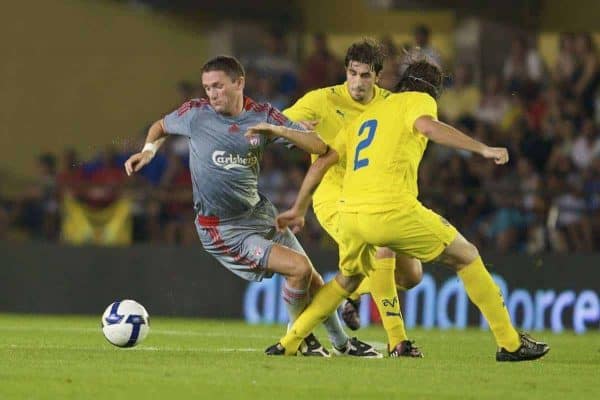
top-left (101, 299), bottom-right (150, 347)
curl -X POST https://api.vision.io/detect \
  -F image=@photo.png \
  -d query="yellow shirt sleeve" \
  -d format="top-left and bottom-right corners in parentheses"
top-left (403, 92), bottom-right (438, 133)
top-left (282, 89), bottom-right (323, 122)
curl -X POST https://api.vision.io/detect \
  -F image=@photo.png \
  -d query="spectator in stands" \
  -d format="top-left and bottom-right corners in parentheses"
top-left (571, 118), bottom-right (600, 170)
top-left (251, 29), bottom-right (298, 98)
top-left (552, 33), bottom-right (577, 89)
top-left (439, 64), bottom-right (481, 123)
top-left (477, 74), bottom-right (509, 126)
top-left (552, 119), bottom-right (575, 157)
top-left (254, 74), bottom-right (290, 110)
top-left (15, 153), bottom-right (58, 240)
top-left (81, 146), bottom-right (127, 208)
top-left (547, 144), bottom-right (580, 188)
top-left (480, 156), bottom-right (525, 252)
top-left (57, 148), bottom-right (84, 196)
top-left (572, 33), bottom-right (600, 117)
top-left (300, 33), bottom-right (340, 91)
top-left (584, 156), bottom-right (600, 211)
top-left (517, 157), bottom-right (541, 212)
top-left (552, 179), bottom-right (593, 251)
top-left (523, 194), bottom-right (549, 254)
top-left (503, 36), bottom-right (545, 95)
top-left (413, 24), bottom-right (442, 66)
top-left (583, 156), bottom-right (600, 248)
top-left (486, 197), bottom-right (526, 252)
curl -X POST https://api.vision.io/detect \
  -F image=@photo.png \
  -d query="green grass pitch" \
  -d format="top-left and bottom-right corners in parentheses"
top-left (1, 314), bottom-right (598, 399)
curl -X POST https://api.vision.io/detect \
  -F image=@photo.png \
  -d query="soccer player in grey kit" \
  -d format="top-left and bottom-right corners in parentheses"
top-left (124, 56), bottom-right (380, 357)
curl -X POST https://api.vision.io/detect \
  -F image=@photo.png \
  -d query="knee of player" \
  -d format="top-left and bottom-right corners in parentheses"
top-left (403, 265), bottom-right (423, 289)
top-left (455, 240), bottom-right (480, 267)
top-left (289, 253), bottom-right (313, 282)
top-left (463, 241), bottom-right (480, 263)
top-left (395, 260), bottom-right (423, 290)
top-left (445, 234), bottom-right (481, 267)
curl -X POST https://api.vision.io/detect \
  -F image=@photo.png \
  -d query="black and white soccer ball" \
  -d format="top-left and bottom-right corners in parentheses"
top-left (101, 300), bottom-right (150, 347)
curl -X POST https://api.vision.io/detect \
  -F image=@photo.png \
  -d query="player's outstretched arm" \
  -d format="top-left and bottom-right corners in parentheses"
top-left (276, 148), bottom-right (339, 232)
top-left (414, 116), bottom-right (509, 165)
top-left (246, 123), bottom-right (328, 155)
top-left (124, 119), bottom-right (169, 176)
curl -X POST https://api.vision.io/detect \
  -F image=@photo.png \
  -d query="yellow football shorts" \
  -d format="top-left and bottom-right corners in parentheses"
top-left (315, 200), bottom-right (385, 272)
top-left (337, 201), bottom-right (458, 276)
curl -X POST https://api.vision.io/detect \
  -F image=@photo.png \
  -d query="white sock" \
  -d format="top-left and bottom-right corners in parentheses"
top-left (282, 283), bottom-right (309, 322)
top-left (284, 282), bottom-right (348, 348)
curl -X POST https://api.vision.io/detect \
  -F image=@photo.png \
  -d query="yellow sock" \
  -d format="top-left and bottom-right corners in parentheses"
top-left (458, 257), bottom-right (520, 351)
top-left (369, 257), bottom-right (407, 349)
top-left (348, 277), bottom-right (371, 301)
top-left (280, 279), bottom-right (350, 355)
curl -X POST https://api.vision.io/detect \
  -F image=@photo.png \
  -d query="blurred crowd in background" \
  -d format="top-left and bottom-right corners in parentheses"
top-left (2, 26), bottom-right (600, 253)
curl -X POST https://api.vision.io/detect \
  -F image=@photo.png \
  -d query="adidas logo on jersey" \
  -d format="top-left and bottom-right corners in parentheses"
top-left (212, 151), bottom-right (258, 170)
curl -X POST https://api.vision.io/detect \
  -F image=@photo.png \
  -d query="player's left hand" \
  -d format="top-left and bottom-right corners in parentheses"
top-left (245, 123), bottom-right (282, 138)
top-left (482, 146), bottom-right (509, 165)
top-left (276, 208), bottom-right (305, 234)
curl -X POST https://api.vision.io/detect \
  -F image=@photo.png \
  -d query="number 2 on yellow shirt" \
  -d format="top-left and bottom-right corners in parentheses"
top-left (353, 119), bottom-right (378, 170)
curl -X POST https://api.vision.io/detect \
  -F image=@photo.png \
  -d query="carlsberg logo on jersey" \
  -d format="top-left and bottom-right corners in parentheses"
top-left (212, 151), bottom-right (259, 170)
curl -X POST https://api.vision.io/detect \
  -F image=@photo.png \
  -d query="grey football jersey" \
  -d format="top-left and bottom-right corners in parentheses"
top-left (163, 97), bottom-right (304, 220)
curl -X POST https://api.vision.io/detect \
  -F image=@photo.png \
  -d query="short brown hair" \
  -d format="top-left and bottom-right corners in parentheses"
top-left (201, 55), bottom-right (245, 81)
top-left (344, 39), bottom-right (385, 75)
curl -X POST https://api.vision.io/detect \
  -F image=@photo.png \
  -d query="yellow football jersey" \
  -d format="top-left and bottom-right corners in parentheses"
top-left (283, 84), bottom-right (390, 206)
top-left (332, 91), bottom-right (437, 214)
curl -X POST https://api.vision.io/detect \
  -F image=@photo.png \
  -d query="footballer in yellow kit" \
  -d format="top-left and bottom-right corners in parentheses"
top-left (283, 40), bottom-right (423, 343)
top-left (269, 57), bottom-right (549, 361)
top-left (282, 76), bottom-right (390, 242)
top-left (332, 91), bottom-right (458, 274)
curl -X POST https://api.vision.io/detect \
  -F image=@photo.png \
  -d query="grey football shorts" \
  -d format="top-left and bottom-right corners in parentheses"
top-left (195, 199), bottom-right (306, 282)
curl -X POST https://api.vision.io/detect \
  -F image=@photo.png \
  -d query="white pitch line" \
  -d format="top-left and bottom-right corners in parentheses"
top-left (0, 327), bottom-right (388, 352)
top-left (0, 326), bottom-right (279, 339)
top-left (123, 346), bottom-right (260, 352)
top-left (1, 344), bottom-right (261, 352)
top-left (151, 329), bottom-right (279, 339)
top-left (0, 326), bottom-right (98, 333)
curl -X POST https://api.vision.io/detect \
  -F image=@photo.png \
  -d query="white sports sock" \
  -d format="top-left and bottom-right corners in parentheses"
top-left (282, 283), bottom-right (309, 322)
top-left (283, 282), bottom-right (348, 348)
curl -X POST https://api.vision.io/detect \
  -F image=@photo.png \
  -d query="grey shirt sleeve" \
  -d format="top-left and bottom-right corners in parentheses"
top-left (266, 105), bottom-right (306, 148)
top-left (163, 101), bottom-right (197, 138)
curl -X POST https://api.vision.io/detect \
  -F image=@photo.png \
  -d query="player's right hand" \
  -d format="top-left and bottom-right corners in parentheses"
top-left (482, 146), bottom-right (509, 165)
top-left (124, 151), bottom-right (153, 176)
top-left (276, 209), bottom-right (305, 234)
top-left (245, 123), bottom-right (282, 138)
